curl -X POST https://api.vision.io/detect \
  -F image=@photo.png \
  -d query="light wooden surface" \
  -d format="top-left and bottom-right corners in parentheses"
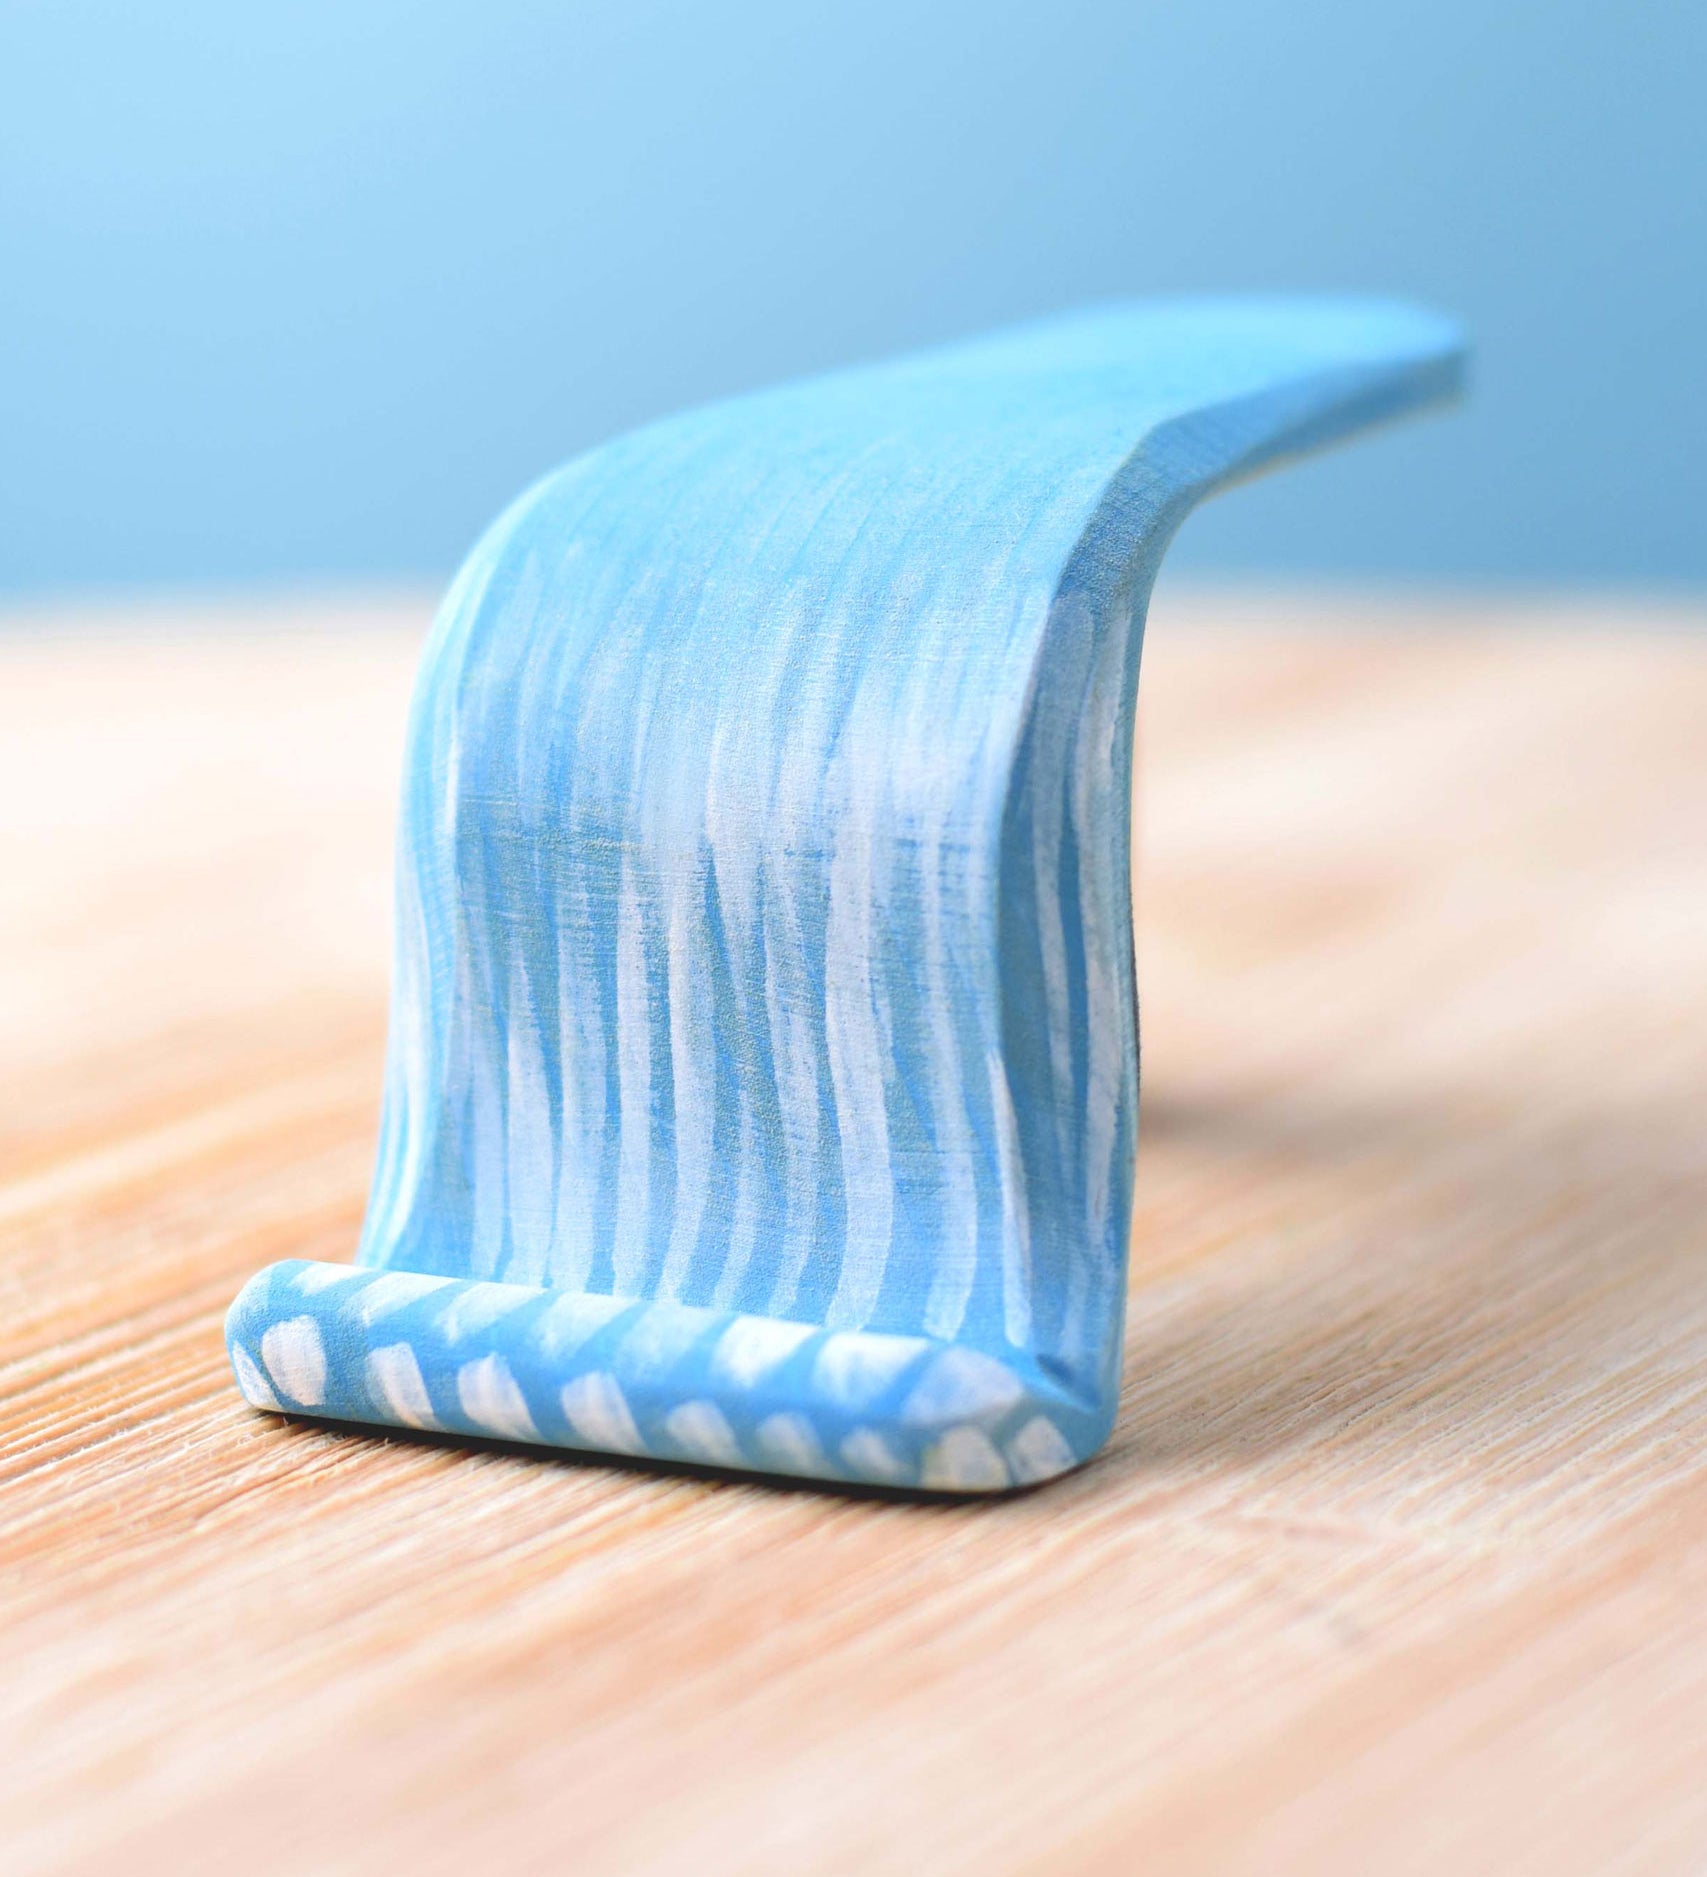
top-left (4, 590), bottom-right (1706, 1876)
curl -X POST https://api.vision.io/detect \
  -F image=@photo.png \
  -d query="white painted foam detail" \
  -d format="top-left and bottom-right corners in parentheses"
top-left (901, 1347), bottom-right (1026, 1427)
top-left (619, 1303), bottom-right (715, 1379)
top-left (231, 1343), bottom-right (280, 1410)
top-left (366, 1342), bottom-right (438, 1430)
top-left (536, 1291), bottom-right (632, 1358)
top-left (840, 1426), bottom-right (909, 1483)
top-left (1005, 1415), bottom-right (1077, 1485)
top-left (710, 1316), bottom-right (815, 1390)
top-left (921, 1425), bottom-right (1011, 1492)
top-left (293, 1262), bottom-right (359, 1295)
top-left (456, 1353), bottom-right (538, 1442)
top-left (437, 1280), bottom-right (531, 1343)
top-left (560, 1371), bottom-right (644, 1454)
top-left (260, 1315), bottom-right (327, 1408)
top-left (663, 1399), bottom-right (744, 1468)
top-left (755, 1412), bottom-right (826, 1476)
top-left (356, 1269), bottom-right (447, 1327)
top-left (813, 1331), bottom-right (928, 1410)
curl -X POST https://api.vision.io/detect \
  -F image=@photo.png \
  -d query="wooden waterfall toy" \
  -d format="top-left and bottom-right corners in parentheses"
top-left (227, 299), bottom-right (1465, 1491)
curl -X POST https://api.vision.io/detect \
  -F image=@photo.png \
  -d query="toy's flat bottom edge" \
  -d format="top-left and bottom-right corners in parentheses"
top-left (225, 1260), bottom-right (1111, 1495)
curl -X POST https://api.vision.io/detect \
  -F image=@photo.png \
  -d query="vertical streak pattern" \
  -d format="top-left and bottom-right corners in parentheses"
top-left (267, 297), bottom-right (1467, 1488)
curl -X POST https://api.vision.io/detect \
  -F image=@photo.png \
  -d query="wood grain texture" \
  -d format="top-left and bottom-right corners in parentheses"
top-left (3, 590), bottom-right (1705, 1875)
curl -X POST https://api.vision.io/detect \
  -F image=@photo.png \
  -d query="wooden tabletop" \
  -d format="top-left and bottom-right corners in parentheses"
top-left (5, 590), bottom-right (1706, 1875)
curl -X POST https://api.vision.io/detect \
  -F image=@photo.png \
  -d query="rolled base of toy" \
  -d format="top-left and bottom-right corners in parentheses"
top-left (225, 1260), bottom-right (1109, 1494)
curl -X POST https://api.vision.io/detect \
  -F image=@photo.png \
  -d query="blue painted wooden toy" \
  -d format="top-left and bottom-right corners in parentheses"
top-left (227, 298), bottom-right (1464, 1490)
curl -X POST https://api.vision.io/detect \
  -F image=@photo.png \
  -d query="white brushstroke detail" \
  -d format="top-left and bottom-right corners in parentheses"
top-left (356, 1270), bottom-right (447, 1326)
top-left (231, 1344), bottom-right (280, 1411)
top-left (456, 1354), bottom-right (538, 1442)
top-left (561, 574), bottom-right (664, 1292)
top-left (437, 1281), bottom-right (531, 1343)
top-left (657, 872), bottom-right (714, 1302)
top-left (755, 1412), bottom-right (826, 1475)
top-left (504, 950), bottom-right (555, 1284)
top-left (840, 1427), bottom-right (909, 1483)
top-left (812, 1332), bottom-right (928, 1410)
top-left (950, 615), bottom-right (1032, 1345)
top-left (710, 1098), bottom-right (764, 1311)
top-left (466, 949), bottom-right (508, 1280)
top-left (918, 824), bottom-right (982, 1342)
top-left (260, 1316), bottom-right (326, 1408)
top-left (1005, 1416), bottom-right (1077, 1484)
top-left (619, 1303), bottom-right (715, 1379)
top-left (663, 1399), bottom-right (744, 1468)
top-left (536, 1291), bottom-right (632, 1358)
top-left (1031, 596), bottom-right (1096, 1171)
top-left (710, 1316), bottom-right (816, 1390)
top-left (901, 1347), bottom-right (1025, 1427)
top-left (561, 1372), bottom-right (644, 1454)
top-left (366, 1343), bottom-right (438, 1430)
top-left (293, 1262), bottom-right (359, 1295)
top-left (758, 869), bottom-right (824, 1317)
top-left (986, 1047), bottom-right (1034, 1347)
top-left (822, 772), bottom-right (895, 1331)
top-left (612, 856), bottom-right (654, 1292)
top-left (758, 593), bottom-right (834, 1318)
top-left (702, 678), bottom-right (768, 1313)
top-left (1069, 604), bottom-right (1133, 1354)
top-left (550, 899), bottom-right (607, 1291)
top-left (921, 1425), bottom-right (1010, 1492)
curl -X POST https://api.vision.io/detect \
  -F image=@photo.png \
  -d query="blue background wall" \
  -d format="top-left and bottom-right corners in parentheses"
top-left (2, 1), bottom-right (1701, 597)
